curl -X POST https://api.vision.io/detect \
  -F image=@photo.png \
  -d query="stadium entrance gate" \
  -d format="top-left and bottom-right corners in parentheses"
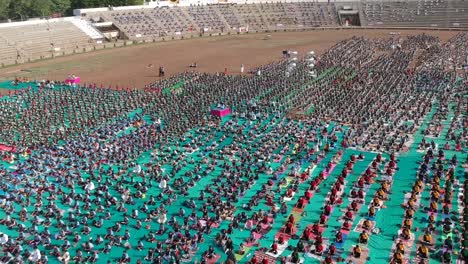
top-left (338, 7), bottom-right (361, 26)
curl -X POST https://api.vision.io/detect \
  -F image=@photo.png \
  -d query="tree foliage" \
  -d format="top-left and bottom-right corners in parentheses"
top-left (0, 0), bottom-right (144, 20)
top-left (0, 0), bottom-right (11, 20)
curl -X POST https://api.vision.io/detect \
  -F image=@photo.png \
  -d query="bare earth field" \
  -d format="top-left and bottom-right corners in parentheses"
top-left (0, 29), bottom-right (457, 91)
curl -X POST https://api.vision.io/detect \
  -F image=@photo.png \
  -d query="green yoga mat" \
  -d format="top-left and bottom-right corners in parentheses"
top-left (162, 81), bottom-right (184, 95)
top-left (0, 80), bottom-right (33, 91)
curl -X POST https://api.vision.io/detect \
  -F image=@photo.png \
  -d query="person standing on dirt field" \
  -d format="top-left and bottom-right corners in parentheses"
top-left (159, 66), bottom-right (165, 77)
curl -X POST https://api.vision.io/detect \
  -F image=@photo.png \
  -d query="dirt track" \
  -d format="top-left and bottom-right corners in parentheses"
top-left (0, 29), bottom-right (457, 89)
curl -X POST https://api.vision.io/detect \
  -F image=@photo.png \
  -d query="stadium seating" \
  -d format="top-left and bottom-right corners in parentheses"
top-left (362, 0), bottom-right (468, 28)
top-left (98, 3), bottom-right (339, 39)
top-left (96, 1), bottom-right (463, 40)
top-left (0, 37), bottom-right (19, 65)
top-left (0, 20), bottom-right (97, 63)
top-left (105, 8), bottom-right (196, 38)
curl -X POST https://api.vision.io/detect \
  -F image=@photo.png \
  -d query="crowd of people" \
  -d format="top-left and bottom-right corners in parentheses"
top-left (0, 33), bottom-right (466, 264)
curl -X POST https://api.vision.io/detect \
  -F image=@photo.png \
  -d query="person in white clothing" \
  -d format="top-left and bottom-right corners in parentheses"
top-left (58, 251), bottom-right (70, 264)
top-left (0, 233), bottom-right (8, 245)
top-left (134, 164), bottom-right (142, 174)
top-left (85, 180), bottom-right (95, 191)
top-left (159, 178), bottom-right (167, 189)
top-left (28, 248), bottom-right (41, 262)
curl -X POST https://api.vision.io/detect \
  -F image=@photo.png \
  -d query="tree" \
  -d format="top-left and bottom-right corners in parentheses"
top-left (30, 0), bottom-right (53, 17)
top-left (0, 0), bottom-right (11, 20)
top-left (1, 0), bottom-right (145, 20)
top-left (127, 0), bottom-right (144, 5)
top-left (8, 0), bottom-right (31, 20)
top-left (51, 0), bottom-right (72, 16)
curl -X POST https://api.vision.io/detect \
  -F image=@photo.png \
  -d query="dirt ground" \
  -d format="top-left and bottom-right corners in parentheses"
top-left (0, 29), bottom-right (458, 91)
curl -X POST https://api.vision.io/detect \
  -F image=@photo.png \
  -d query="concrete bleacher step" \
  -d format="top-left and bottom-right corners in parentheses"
top-left (0, 20), bottom-right (103, 64)
top-left (70, 18), bottom-right (104, 40)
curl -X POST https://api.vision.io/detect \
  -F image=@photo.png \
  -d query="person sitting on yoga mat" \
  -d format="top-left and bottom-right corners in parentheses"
top-left (28, 246), bottom-right (42, 263)
top-left (442, 204), bottom-right (450, 215)
top-left (353, 244), bottom-right (362, 258)
top-left (444, 237), bottom-right (453, 250)
top-left (288, 214), bottom-right (295, 225)
top-left (368, 206), bottom-right (376, 218)
top-left (412, 184), bottom-right (421, 196)
top-left (395, 241), bottom-right (405, 254)
top-left (329, 193), bottom-right (337, 205)
top-left (309, 179), bottom-right (318, 190)
top-left (403, 218), bottom-right (412, 229)
top-left (58, 250), bottom-right (70, 263)
top-left (118, 250), bottom-right (130, 263)
top-left (278, 235), bottom-right (286, 245)
top-left (344, 209), bottom-right (353, 220)
top-left (261, 215), bottom-right (270, 225)
top-left (300, 172), bottom-right (308, 182)
top-left (328, 244), bottom-right (336, 256)
top-left (376, 188), bottom-right (386, 200)
top-left (302, 227), bottom-right (311, 241)
top-left (443, 221), bottom-right (452, 234)
top-left (324, 255), bottom-right (333, 264)
top-left (422, 231), bottom-right (433, 244)
top-left (324, 203), bottom-right (332, 216)
top-left (443, 190), bottom-right (453, 205)
top-left (429, 201), bottom-right (438, 212)
top-left (285, 221), bottom-right (294, 234)
top-left (391, 251), bottom-right (403, 264)
top-left (440, 250), bottom-right (452, 264)
top-left (343, 220), bottom-right (352, 230)
top-left (385, 167), bottom-right (394, 176)
top-left (319, 213), bottom-right (327, 224)
top-left (73, 250), bottom-right (83, 262)
top-left (359, 231), bottom-right (369, 244)
top-left (265, 196), bottom-right (273, 206)
top-left (314, 242), bottom-right (324, 255)
top-left (291, 248), bottom-right (300, 263)
top-left (297, 240), bottom-right (305, 252)
top-left (335, 231), bottom-right (343, 243)
top-left (280, 202), bottom-right (288, 214)
top-left (372, 197), bottom-right (381, 207)
top-left (431, 190), bottom-right (440, 202)
top-left (204, 246), bottom-right (216, 259)
top-left (401, 227), bottom-right (411, 240)
top-left (363, 219), bottom-right (372, 230)
top-left (417, 244), bottom-right (429, 258)
top-left (358, 189), bottom-right (364, 200)
top-left (82, 238), bottom-right (94, 252)
top-left (405, 208), bottom-right (414, 219)
top-left (431, 181), bottom-right (441, 193)
top-left (405, 198), bottom-right (416, 210)
top-left (296, 196), bottom-right (306, 208)
top-left (237, 244), bottom-right (245, 255)
top-left (350, 200), bottom-right (359, 211)
top-left (270, 241), bottom-right (279, 254)
top-left (312, 223), bottom-right (321, 234)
